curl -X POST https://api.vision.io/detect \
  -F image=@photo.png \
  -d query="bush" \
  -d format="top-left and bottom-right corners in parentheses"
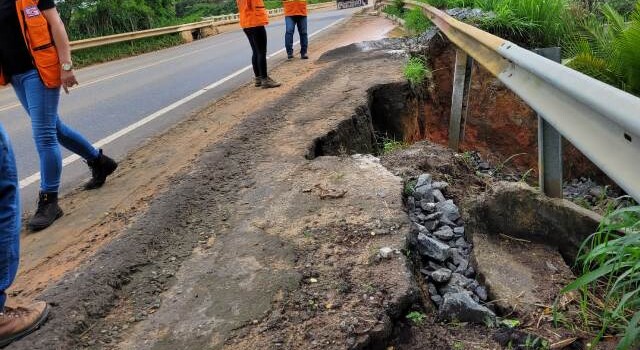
top-left (565, 2), bottom-right (640, 96)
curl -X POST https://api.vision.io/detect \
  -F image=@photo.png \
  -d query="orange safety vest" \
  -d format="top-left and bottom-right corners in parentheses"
top-left (0, 0), bottom-right (61, 88)
top-left (283, 0), bottom-right (307, 16)
top-left (237, 0), bottom-right (269, 28)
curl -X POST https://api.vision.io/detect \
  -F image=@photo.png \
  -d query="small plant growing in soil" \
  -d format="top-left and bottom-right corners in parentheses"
top-left (382, 137), bottom-right (409, 154)
top-left (406, 311), bottom-right (427, 325)
top-left (561, 205), bottom-right (640, 349)
top-left (403, 179), bottom-right (417, 197)
top-left (403, 56), bottom-right (431, 88)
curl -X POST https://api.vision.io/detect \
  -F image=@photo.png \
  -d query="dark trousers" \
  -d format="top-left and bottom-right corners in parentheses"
top-left (243, 26), bottom-right (268, 78)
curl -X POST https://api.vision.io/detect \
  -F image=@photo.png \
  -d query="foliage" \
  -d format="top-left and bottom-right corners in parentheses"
top-left (565, 2), bottom-right (640, 96)
top-left (404, 7), bottom-right (433, 34)
top-left (562, 205), bottom-right (640, 349)
top-left (384, 0), bottom-right (406, 17)
top-left (72, 34), bottom-right (184, 67)
top-left (406, 311), bottom-right (427, 325)
top-left (381, 137), bottom-right (408, 154)
top-left (403, 56), bottom-right (431, 87)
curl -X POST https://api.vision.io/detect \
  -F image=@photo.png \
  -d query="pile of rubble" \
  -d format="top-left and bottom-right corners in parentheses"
top-left (408, 174), bottom-right (496, 324)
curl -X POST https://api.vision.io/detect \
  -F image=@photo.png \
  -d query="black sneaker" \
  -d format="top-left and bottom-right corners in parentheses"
top-left (28, 192), bottom-right (63, 231)
top-left (254, 77), bottom-right (262, 87)
top-left (85, 149), bottom-right (118, 190)
top-left (301, 53), bottom-right (309, 59)
top-left (287, 54), bottom-right (294, 60)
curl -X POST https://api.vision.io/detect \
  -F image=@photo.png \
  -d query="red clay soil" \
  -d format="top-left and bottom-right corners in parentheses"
top-left (408, 39), bottom-right (609, 182)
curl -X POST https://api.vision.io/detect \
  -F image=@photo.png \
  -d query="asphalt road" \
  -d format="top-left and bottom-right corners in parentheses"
top-left (0, 8), bottom-right (355, 210)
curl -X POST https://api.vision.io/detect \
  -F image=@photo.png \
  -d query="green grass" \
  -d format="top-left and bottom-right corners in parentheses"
top-left (383, 0), bottom-right (406, 17)
top-left (406, 311), bottom-right (427, 325)
top-left (417, 0), bottom-right (576, 47)
top-left (561, 205), bottom-right (640, 349)
top-left (403, 56), bottom-right (431, 87)
top-left (404, 7), bottom-right (433, 34)
top-left (72, 34), bottom-right (185, 68)
top-left (382, 137), bottom-right (408, 154)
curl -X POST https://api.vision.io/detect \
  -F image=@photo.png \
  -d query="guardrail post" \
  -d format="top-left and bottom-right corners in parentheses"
top-left (448, 48), bottom-right (473, 151)
top-left (533, 47), bottom-right (563, 198)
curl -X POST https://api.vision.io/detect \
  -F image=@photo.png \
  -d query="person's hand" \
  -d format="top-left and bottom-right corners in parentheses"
top-left (61, 69), bottom-right (78, 94)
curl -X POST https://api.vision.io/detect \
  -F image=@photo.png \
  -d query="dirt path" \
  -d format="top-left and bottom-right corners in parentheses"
top-left (12, 12), bottom-right (405, 350)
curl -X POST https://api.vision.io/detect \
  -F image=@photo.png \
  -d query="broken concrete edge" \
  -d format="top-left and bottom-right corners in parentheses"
top-left (463, 181), bottom-right (602, 266)
top-left (13, 41), bottom-right (424, 349)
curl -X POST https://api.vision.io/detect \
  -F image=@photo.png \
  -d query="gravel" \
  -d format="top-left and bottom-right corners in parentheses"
top-left (407, 173), bottom-right (493, 324)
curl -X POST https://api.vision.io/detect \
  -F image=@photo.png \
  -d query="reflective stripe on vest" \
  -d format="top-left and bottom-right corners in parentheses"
top-left (283, 0), bottom-right (307, 16)
top-left (237, 0), bottom-right (269, 28)
top-left (0, 0), bottom-right (61, 88)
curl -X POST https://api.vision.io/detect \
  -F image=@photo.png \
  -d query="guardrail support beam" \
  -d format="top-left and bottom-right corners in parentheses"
top-left (448, 48), bottom-right (473, 151)
top-left (533, 47), bottom-right (563, 198)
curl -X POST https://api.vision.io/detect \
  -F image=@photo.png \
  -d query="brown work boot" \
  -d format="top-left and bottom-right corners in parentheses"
top-left (260, 76), bottom-right (281, 89)
top-left (0, 301), bottom-right (49, 347)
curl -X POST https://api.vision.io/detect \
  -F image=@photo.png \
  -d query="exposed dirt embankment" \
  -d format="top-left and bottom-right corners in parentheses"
top-left (384, 31), bottom-right (609, 182)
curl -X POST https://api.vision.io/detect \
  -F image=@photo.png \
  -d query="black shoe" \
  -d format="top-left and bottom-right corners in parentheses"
top-left (28, 192), bottom-right (63, 231)
top-left (287, 54), bottom-right (294, 60)
top-left (254, 77), bottom-right (262, 87)
top-left (85, 149), bottom-right (118, 190)
top-left (301, 53), bottom-right (309, 59)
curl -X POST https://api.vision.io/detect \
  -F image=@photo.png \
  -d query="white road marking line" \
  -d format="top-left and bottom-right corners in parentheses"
top-left (0, 39), bottom-right (238, 113)
top-left (19, 17), bottom-right (346, 189)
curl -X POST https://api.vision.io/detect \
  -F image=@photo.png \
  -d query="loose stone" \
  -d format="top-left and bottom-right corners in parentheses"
top-left (436, 200), bottom-right (461, 222)
top-left (439, 292), bottom-right (496, 325)
top-left (475, 286), bottom-right (488, 301)
top-left (424, 220), bottom-right (439, 231)
top-left (431, 268), bottom-right (452, 283)
top-left (432, 181), bottom-right (449, 190)
top-left (417, 233), bottom-right (451, 262)
top-left (379, 247), bottom-right (393, 259)
top-left (432, 189), bottom-right (446, 203)
top-left (433, 226), bottom-right (455, 241)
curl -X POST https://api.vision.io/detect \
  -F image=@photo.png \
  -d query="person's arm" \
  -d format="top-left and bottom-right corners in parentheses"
top-left (42, 8), bottom-right (77, 94)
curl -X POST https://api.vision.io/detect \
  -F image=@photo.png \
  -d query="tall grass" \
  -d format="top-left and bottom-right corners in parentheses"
top-left (403, 56), bottom-right (431, 87)
top-left (404, 7), bottom-right (433, 34)
top-left (419, 0), bottom-right (575, 46)
top-left (562, 205), bottom-right (640, 349)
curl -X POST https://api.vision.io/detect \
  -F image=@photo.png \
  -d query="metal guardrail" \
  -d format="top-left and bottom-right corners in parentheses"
top-left (70, 2), bottom-right (335, 51)
top-left (378, 0), bottom-right (640, 202)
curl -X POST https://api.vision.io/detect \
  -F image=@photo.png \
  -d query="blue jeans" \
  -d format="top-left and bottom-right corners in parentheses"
top-left (11, 70), bottom-right (99, 193)
top-left (285, 16), bottom-right (308, 56)
top-left (0, 125), bottom-right (20, 310)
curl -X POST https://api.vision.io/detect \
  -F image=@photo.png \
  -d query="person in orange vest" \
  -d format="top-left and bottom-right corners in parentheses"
top-left (237, 0), bottom-right (281, 88)
top-left (0, 0), bottom-right (118, 231)
top-left (283, 0), bottom-right (308, 59)
top-left (0, 124), bottom-right (49, 347)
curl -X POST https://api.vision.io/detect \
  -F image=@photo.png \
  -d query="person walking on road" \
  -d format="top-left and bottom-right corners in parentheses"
top-left (0, 125), bottom-right (50, 347)
top-left (283, 0), bottom-right (309, 59)
top-left (237, 0), bottom-right (282, 88)
top-left (0, 0), bottom-right (118, 231)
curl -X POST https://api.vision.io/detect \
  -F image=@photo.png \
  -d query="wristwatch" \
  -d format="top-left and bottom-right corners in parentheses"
top-left (61, 62), bottom-right (73, 71)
